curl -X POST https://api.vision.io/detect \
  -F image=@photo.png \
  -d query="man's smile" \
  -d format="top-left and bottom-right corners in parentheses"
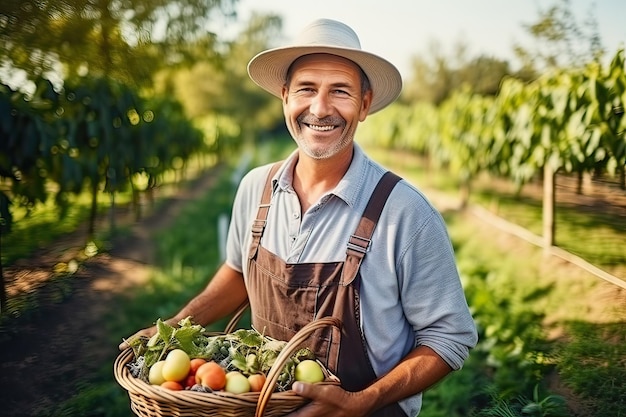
top-left (305, 123), bottom-right (337, 131)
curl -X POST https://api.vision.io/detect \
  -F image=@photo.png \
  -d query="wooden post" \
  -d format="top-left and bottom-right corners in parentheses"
top-left (542, 164), bottom-right (556, 255)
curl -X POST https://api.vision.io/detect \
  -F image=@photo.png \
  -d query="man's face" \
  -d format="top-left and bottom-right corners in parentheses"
top-left (281, 53), bottom-right (372, 160)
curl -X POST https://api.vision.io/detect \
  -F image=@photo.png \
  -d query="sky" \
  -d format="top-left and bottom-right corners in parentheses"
top-left (233, 0), bottom-right (626, 79)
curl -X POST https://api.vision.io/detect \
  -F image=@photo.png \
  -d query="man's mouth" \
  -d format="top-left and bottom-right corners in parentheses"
top-left (305, 124), bottom-right (336, 131)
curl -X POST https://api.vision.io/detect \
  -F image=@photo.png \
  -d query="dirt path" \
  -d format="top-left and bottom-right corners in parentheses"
top-left (0, 167), bottom-right (223, 417)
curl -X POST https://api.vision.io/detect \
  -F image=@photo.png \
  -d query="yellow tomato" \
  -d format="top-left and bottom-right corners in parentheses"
top-left (148, 360), bottom-right (167, 385)
top-left (161, 349), bottom-right (191, 382)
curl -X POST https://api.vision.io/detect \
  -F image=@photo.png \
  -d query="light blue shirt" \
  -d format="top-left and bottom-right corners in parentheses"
top-left (226, 143), bottom-right (478, 415)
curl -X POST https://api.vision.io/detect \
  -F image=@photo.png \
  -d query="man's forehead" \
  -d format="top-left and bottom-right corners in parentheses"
top-left (287, 53), bottom-right (363, 78)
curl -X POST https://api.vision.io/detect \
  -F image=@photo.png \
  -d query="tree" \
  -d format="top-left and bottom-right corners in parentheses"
top-left (155, 13), bottom-right (285, 154)
top-left (0, 78), bottom-right (61, 312)
top-left (0, 0), bottom-right (238, 89)
top-left (402, 39), bottom-right (515, 105)
top-left (513, 0), bottom-right (604, 72)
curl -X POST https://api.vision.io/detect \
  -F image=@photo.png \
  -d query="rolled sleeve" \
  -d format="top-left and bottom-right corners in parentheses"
top-left (400, 209), bottom-right (478, 370)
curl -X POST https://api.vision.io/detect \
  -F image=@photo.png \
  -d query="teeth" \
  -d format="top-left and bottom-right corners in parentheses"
top-left (308, 124), bottom-right (335, 131)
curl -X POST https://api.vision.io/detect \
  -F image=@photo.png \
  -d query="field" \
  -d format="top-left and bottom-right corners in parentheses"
top-left (0, 145), bottom-right (624, 416)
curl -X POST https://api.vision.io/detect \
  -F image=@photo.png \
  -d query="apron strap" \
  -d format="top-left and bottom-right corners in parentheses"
top-left (248, 161), bottom-right (283, 260)
top-left (342, 171), bottom-right (402, 285)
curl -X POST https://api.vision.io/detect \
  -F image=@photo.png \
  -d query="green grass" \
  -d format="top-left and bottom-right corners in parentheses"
top-left (556, 321), bottom-right (626, 417)
top-left (469, 175), bottom-right (626, 272)
top-left (2, 194), bottom-right (102, 265)
top-left (0, 154), bottom-right (219, 340)
top-left (415, 210), bottom-right (624, 416)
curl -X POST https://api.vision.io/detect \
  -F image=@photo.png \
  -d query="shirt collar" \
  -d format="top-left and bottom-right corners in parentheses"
top-left (274, 143), bottom-right (367, 209)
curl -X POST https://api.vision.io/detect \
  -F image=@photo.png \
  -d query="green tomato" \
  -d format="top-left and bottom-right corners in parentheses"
top-left (225, 371), bottom-right (251, 394)
top-left (294, 360), bottom-right (324, 383)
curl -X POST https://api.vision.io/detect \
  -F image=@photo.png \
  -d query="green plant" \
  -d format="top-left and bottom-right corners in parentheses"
top-left (458, 262), bottom-right (553, 396)
top-left (556, 321), bottom-right (626, 416)
top-left (519, 385), bottom-right (568, 416)
top-left (473, 384), bottom-right (567, 417)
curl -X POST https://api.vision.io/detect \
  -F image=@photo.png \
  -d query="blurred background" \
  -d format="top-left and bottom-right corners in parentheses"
top-left (1, 1), bottom-right (625, 416)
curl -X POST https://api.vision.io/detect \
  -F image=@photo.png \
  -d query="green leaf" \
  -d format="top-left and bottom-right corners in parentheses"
top-left (173, 326), bottom-right (202, 352)
top-left (156, 318), bottom-right (175, 343)
top-left (228, 328), bottom-right (264, 347)
top-left (229, 348), bottom-right (247, 372)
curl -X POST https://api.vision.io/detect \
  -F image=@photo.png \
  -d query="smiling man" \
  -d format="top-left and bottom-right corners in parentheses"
top-left (281, 53), bottom-right (372, 212)
top-left (122, 18), bottom-right (478, 416)
top-left (285, 54), bottom-right (370, 158)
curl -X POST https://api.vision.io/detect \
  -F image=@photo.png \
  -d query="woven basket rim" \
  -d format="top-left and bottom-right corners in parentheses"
top-left (114, 317), bottom-right (342, 416)
top-left (114, 347), bottom-right (308, 407)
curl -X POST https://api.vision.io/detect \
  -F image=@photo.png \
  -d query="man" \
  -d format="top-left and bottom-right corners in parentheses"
top-left (121, 18), bottom-right (477, 416)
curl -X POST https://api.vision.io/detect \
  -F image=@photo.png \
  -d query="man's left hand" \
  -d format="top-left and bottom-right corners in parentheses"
top-left (286, 381), bottom-right (373, 417)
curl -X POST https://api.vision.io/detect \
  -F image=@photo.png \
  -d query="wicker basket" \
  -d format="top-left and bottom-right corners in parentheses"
top-left (114, 316), bottom-right (341, 417)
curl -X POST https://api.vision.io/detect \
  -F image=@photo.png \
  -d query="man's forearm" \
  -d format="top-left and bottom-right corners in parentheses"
top-left (360, 345), bottom-right (453, 412)
top-left (169, 263), bottom-right (248, 326)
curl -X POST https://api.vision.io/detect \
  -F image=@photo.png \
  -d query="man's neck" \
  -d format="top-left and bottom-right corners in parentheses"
top-left (292, 145), bottom-right (353, 212)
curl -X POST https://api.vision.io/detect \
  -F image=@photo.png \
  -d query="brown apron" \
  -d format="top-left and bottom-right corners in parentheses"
top-left (246, 163), bottom-right (407, 417)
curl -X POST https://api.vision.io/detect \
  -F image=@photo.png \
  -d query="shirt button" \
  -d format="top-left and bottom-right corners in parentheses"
top-left (293, 212), bottom-right (300, 219)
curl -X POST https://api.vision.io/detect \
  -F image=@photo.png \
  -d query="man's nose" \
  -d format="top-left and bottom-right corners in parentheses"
top-left (309, 93), bottom-right (332, 118)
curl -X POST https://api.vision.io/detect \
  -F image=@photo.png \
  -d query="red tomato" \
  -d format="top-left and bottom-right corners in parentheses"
top-left (160, 380), bottom-right (184, 391)
top-left (248, 373), bottom-right (267, 392)
top-left (189, 358), bottom-right (207, 376)
top-left (195, 361), bottom-right (226, 390)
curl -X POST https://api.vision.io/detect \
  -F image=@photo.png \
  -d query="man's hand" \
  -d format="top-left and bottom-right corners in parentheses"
top-left (286, 382), bottom-right (375, 417)
top-left (118, 264), bottom-right (247, 351)
top-left (118, 325), bottom-right (157, 350)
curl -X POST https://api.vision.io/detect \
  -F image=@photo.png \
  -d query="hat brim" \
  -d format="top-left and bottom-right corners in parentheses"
top-left (247, 45), bottom-right (402, 114)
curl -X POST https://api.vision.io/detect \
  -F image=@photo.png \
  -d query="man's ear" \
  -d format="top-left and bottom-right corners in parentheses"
top-left (359, 89), bottom-right (373, 121)
top-left (281, 85), bottom-right (289, 104)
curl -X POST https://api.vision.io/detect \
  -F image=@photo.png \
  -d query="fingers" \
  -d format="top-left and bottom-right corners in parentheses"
top-left (118, 328), bottom-right (155, 351)
top-left (287, 383), bottom-right (338, 417)
top-left (292, 382), bottom-right (311, 397)
top-left (292, 381), bottom-right (341, 400)
top-left (289, 383), bottom-right (363, 417)
top-left (118, 333), bottom-right (140, 351)
top-left (118, 335), bottom-right (140, 351)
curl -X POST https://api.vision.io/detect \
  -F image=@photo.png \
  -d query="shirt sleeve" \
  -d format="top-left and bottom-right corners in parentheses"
top-left (398, 208), bottom-right (478, 370)
top-left (225, 165), bottom-right (269, 274)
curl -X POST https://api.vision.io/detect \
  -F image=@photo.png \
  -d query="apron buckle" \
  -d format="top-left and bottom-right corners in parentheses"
top-left (347, 234), bottom-right (371, 253)
top-left (251, 219), bottom-right (267, 236)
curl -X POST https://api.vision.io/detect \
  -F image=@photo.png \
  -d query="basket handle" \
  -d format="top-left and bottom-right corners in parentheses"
top-left (223, 300), bottom-right (250, 334)
top-left (255, 316), bottom-right (342, 417)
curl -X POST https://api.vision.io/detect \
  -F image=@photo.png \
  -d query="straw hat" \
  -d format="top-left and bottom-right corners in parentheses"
top-left (247, 18), bottom-right (402, 114)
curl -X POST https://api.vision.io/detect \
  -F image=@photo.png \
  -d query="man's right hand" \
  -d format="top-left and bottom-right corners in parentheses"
top-left (118, 326), bottom-right (157, 351)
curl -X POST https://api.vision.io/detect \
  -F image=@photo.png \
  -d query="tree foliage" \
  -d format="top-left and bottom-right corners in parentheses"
top-left (0, 76), bottom-right (207, 311)
top-left (154, 13), bottom-right (285, 152)
top-left (401, 0), bottom-right (604, 105)
top-left (402, 39), bottom-right (523, 105)
top-left (0, 0), bottom-right (238, 88)
top-left (361, 48), bottom-right (626, 196)
top-left (513, 0), bottom-right (604, 71)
